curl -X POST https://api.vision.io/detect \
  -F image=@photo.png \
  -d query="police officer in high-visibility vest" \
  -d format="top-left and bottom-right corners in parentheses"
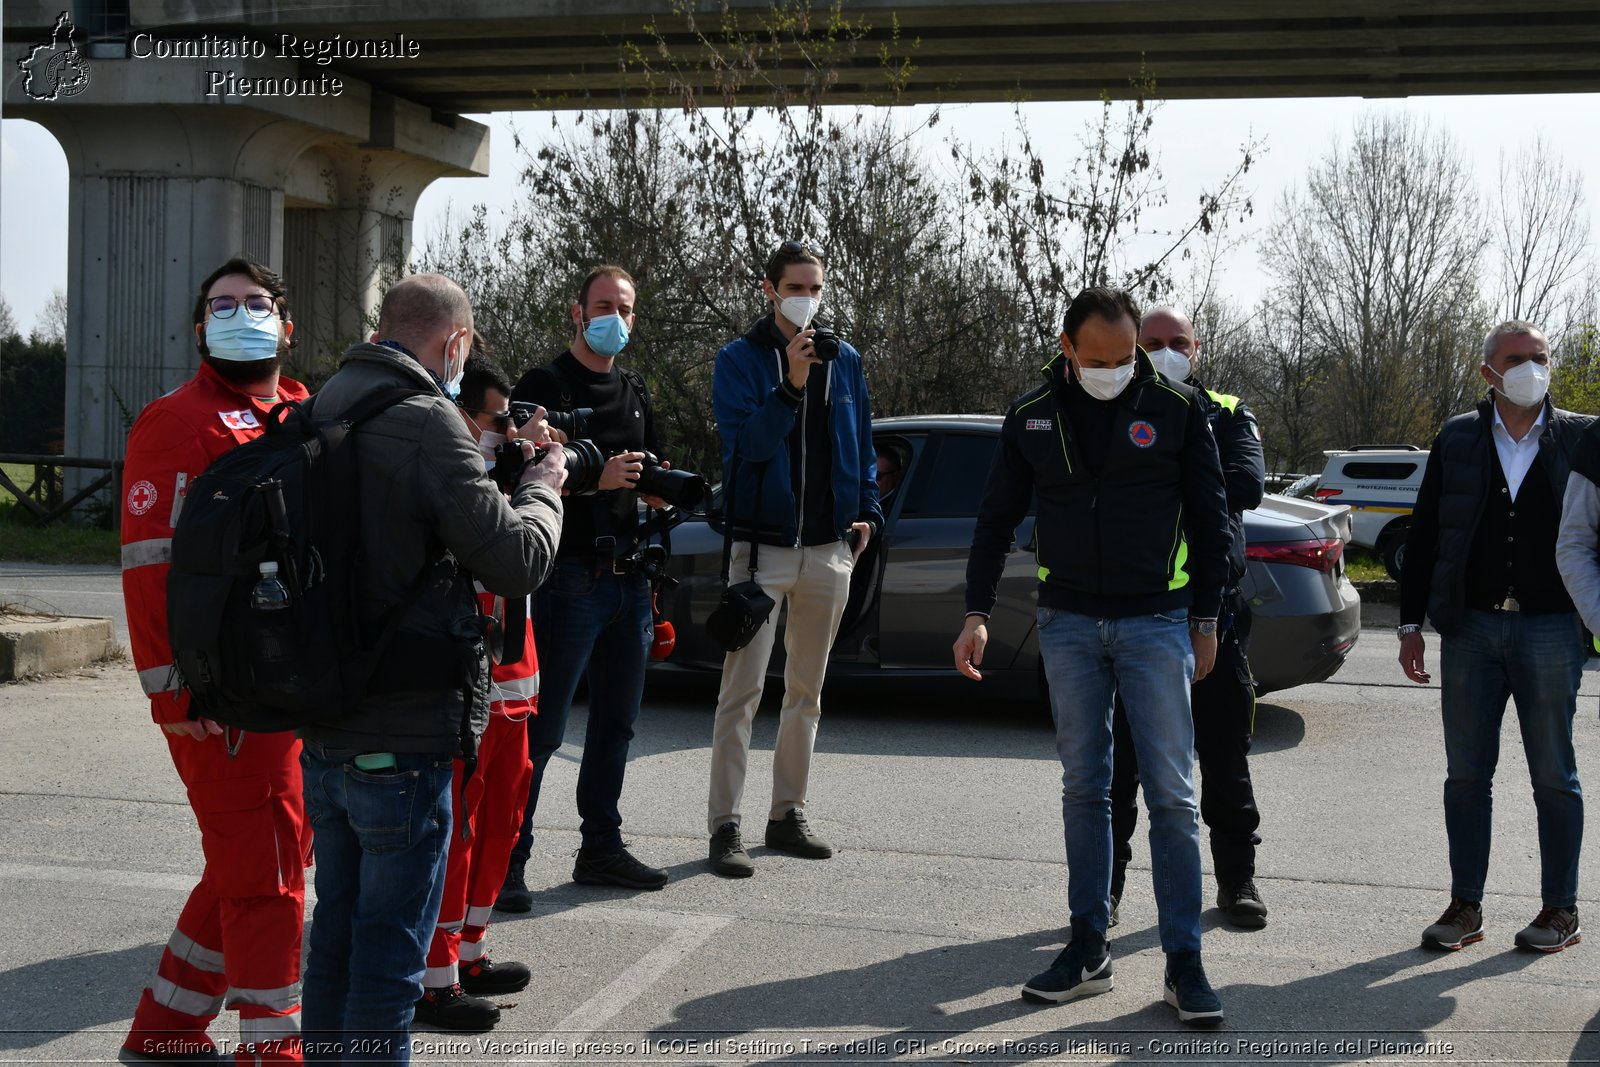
top-left (1108, 306), bottom-right (1269, 931)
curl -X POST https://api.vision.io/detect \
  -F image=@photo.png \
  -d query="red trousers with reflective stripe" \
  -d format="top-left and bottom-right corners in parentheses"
top-left (425, 713), bottom-right (533, 986)
top-left (126, 729), bottom-right (309, 1065)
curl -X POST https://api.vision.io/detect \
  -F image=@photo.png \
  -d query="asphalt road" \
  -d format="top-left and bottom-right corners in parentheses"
top-left (3, 564), bottom-right (1600, 1064)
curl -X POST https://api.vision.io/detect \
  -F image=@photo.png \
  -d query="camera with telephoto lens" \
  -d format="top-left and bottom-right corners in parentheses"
top-left (510, 401), bottom-right (591, 440)
top-left (492, 438), bottom-right (606, 496)
top-left (634, 451), bottom-right (705, 510)
top-left (810, 319), bottom-right (841, 362)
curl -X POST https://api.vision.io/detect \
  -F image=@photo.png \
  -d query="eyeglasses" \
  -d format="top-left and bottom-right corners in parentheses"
top-left (459, 405), bottom-right (513, 431)
top-left (207, 294), bottom-right (278, 320)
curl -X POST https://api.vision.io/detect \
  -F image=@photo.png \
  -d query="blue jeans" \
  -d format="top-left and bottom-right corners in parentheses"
top-left (1439, 609), bottom-right (1585, 908)
top-left (514, 560), bottom-right (652, 858)
top-left (1036, 606), bottom-right (1203, 952)
top-left (300, 741), bottom-right (453, 1065)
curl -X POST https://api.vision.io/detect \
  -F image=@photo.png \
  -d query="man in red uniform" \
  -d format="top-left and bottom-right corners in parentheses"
top-left (416, 353), bottom-right (543, 1032)
top-left (120, 258), bottom-right (311, 1066)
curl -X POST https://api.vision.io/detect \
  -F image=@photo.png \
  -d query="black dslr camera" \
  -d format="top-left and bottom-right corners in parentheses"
top-left (810, 318), bottom-right (841, 362)
top-left (510, 401), bottom-right (591, 440)
top-left (491, 439), bottom-right (607, 496)
top-left (634, 452), bottom-right (706, 510)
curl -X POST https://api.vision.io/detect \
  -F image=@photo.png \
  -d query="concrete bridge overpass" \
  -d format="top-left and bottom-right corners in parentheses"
top-left (5, 0), bottom-right (1599, 466)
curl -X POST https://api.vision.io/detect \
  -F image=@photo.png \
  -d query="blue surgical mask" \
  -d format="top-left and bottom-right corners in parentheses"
top-left (583, 314), bottom-right (630, 358)
top-left (205, 311), bottom-right (281, 361)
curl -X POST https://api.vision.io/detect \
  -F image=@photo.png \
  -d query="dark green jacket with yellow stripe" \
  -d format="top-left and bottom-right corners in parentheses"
top-left (964, 350), bottom-right (1231, 621)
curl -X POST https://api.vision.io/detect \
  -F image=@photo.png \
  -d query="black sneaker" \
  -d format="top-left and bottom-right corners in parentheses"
top-left (573, 845), bottom-right (669, 890)
top-left (413, 984), bottom-right (500, 1033)
top-left (765, 809), bottom-right (833, 858)
top-left (495, 858), bottom-right (533, 913)
top-left (460, 954), bottom-right (531, 995)
top-left (1021, 919), bottom-right (1113, 1004)
top-left (1218, 880), bottom-right (1268, 929)
top-left (710, 822), bottom-right (755, 878)
top-left (1163, 950), bottom-right (1224, 1027)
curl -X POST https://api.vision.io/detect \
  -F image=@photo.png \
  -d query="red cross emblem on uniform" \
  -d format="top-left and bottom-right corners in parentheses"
top-left (126, 479), bottom-right (158, 515)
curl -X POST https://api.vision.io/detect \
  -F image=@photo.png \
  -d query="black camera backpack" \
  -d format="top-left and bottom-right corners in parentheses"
top-left (166, 385), bottom-right (431, 731)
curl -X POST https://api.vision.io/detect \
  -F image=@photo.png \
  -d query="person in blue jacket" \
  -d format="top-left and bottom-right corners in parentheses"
top-left (705, 240), bottom-right (883, 878)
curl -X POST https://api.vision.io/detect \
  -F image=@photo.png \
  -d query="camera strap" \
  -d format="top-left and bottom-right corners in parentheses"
top-left (549, 354), bottom-right (653, 558)
top-left (720, 447), bottom-right (765, 587)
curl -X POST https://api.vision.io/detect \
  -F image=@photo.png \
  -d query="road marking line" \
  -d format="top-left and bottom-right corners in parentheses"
top-left (0, 860), bottom-right (198, 894)
top-left (1, 859), bottom-right (726, 1040)
top-left (0, 860), bottom-right (319, 902)
top-left (536, 906), bottom-right (730, 1042)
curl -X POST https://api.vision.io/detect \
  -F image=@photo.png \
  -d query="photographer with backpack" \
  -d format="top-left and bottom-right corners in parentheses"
top-left (119, 257), bottom-right (312, 1066)
top-left (297, 274), bottom-right (564, 1064)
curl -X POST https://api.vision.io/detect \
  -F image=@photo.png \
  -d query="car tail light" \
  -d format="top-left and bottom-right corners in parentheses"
top-left (1313, 487), bottom-right (1343, 502)
top-left (1247, 537), bottom-right (1344, 573)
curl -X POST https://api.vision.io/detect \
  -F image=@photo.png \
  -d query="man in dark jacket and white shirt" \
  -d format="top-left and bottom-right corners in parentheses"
top-left (954, 286), bottom-right (1231, 1027)
top-left (1401, 319), bottom-right (1591, 956)
top-left (298, 273), bottom-right (564, 1064)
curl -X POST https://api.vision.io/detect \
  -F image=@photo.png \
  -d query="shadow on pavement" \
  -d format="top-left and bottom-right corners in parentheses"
top-left (0, 944), bottom-right (153, 1050)
top-left (643, 934), bottom-right (1551, 1065)
top-left (604, 677), bottom-right (1058, 763)
top-left (1248, 703), bottom-right (1307, 755)
top-left (1570, 1002), bottom-right (1600, 1064)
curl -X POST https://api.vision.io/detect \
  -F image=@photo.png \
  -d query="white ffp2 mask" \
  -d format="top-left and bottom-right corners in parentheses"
top-left (1492, 361), bottom-right (1550, 408)
top-left (1076, 362), bottom-right (1136, 401)
top-left (1147, 346), bottom-right (1192, 382)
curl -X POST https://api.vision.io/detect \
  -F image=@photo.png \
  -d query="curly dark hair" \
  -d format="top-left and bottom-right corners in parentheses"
top-left (192, 256), bottom-right (292, 356)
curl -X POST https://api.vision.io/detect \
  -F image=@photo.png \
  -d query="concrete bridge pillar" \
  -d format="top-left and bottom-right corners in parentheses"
top-left (3, 54), bottom-right (488, 467)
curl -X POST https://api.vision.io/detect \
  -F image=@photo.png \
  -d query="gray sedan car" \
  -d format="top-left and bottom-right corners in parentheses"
top-left (656, 415), bottom-right (1360, 697)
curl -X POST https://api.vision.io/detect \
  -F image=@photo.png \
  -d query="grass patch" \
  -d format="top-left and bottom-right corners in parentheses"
top-left (0, 462), bottom-right (40, 504)
top-left (0, 500), bottom-right (119, 565)
top-left (1344, 547), bottom-right (1390, 583)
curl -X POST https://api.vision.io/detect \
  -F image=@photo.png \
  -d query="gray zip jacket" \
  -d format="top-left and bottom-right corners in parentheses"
top-left (299, 342), bottom-right (562, 755)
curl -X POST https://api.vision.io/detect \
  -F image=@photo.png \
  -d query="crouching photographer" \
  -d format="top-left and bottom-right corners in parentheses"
top-left (499, 264), bottom-right (684, 902)
top-left (412, 350), bottom-right (569, 1033)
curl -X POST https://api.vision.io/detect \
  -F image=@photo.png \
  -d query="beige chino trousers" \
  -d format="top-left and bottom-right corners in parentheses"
top-left (708, 540), bottom-right (854, 834)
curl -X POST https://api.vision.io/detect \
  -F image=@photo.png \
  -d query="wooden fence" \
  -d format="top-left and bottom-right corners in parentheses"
top-left (0, 454), bottom-right (124, 530)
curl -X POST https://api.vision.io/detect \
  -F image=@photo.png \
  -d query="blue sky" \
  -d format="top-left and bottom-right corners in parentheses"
top-left (4, 93), bottom-right (1597, 336)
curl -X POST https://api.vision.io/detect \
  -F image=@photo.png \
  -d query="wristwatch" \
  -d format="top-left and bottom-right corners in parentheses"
top-left (1190, 618), bottom-right (1218, 637)
top-left (1397, 623), bottom-right (1422, 639)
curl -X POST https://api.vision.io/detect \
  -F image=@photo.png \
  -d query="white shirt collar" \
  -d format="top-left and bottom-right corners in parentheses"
top-left (1492, 400), bottom-right (1547, 444)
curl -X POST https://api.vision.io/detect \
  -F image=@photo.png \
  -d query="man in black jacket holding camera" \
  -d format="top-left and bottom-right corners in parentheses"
top-left (499, 265), bottom-right (674, 903)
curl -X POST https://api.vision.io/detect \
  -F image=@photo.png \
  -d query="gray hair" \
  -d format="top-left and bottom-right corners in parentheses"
top-left (1483, 320), bottom-right (1546, 363)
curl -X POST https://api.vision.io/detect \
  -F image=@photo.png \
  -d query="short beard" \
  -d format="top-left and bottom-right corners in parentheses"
top-left (203, 353), bottom-right (284, 389)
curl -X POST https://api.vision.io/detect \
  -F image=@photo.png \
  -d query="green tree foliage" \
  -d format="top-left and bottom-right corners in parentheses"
top-left (1, 328), bottom-right (66, 454)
